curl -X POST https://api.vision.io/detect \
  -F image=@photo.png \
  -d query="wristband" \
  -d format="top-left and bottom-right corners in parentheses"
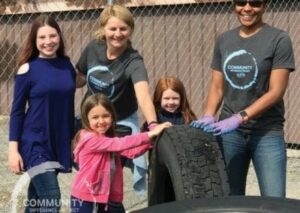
top-left (148, 121), bottom-right (158, 130)
top-left (148, 121), bottom-right (158, 126)
top-left (238, 110), bottom-right (249, 124)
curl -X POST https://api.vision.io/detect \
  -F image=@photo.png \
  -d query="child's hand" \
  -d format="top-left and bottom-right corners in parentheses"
top-left (148, 122), bottom-right (172, 139)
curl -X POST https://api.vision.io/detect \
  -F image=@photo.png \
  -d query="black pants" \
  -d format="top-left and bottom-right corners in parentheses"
top-left (115, 124), bottom-right (132, 167)
top-left (70, 196), bottom-right (125, 213)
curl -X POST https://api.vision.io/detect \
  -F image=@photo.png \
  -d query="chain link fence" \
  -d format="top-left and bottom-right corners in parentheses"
top-left (0, 0), bottom-right (299, 212)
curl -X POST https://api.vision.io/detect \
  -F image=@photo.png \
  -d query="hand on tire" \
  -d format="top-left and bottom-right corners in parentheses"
top-left (203, 114), bottom-right (242, 136)
top-left (148, 122), bottom-right (158, 131)
top-left (190, 115), bottom-right (215, 129)
top-left (148, 122), bottom-right (172, 139)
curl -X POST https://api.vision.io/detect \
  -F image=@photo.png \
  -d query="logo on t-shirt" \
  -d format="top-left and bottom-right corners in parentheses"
top-left (223, 49), bottom-right (258, 90)
top-left (87, 65), bottom-right (115, 97)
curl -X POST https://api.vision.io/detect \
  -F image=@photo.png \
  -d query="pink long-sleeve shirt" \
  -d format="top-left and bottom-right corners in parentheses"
top-left (71, 129), bottom-right (152, 204)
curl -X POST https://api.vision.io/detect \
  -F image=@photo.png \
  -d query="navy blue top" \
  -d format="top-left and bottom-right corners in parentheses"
top-left (141, 110), bottom-right (185, 132)
top-left (157, 110), bottom-right (184, 125)
top-left (9, 57), bottom-right (75, 172)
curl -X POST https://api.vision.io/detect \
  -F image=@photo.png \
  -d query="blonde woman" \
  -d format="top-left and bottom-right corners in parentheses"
top-left (76, 4), bottom-right (157, 193)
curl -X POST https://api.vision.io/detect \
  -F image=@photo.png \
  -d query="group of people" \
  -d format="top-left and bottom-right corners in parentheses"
top-left (7, 0), bottom-right (295, 212)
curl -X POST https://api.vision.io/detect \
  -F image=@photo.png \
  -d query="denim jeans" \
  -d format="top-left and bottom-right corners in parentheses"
top-left (25, 170), bottom-right (61, 213)
top-left (219, 130), bottom-right (286, 197)
top-left (117, 111), bottom-right (148, 193)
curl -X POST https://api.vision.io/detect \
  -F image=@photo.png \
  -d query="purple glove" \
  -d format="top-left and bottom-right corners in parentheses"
top-left (190, 115), bottom-right (216, 129)
top-left (204, 114), bottom-right (242, 136)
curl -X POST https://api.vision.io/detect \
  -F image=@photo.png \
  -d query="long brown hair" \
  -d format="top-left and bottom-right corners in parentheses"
top-left (17, 15), bottom-right (67, 68)
top-left (72, 94), bottom-right (117, 150)
top-left (153, 76), bottom-right (196, 124)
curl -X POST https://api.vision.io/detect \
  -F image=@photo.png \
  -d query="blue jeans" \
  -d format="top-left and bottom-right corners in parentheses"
top-left (25, 170), bottom-right (61, 213)
top-left (219, 130), bottom-right (286, 197)
top-left (117, 111), bottom-right (148, 193)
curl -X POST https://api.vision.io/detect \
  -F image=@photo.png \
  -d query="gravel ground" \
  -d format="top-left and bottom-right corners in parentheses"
top-left (1, 116), bottom-right (299, 212)
top-left (1, 150), bottom-right (299, 213)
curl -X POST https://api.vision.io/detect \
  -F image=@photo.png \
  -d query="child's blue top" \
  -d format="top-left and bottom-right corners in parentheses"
top-left (157, 110), bottom-right (184, 125)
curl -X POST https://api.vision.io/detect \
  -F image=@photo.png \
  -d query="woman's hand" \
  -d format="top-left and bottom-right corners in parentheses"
top-left (190, 115), bottom-right (216, 129)
top-left (8, 141), bottom-right (24, 175)
top-left (148, 122), bottom-right (172, 139)
top-left (203, 114), bottom-right (242, 136)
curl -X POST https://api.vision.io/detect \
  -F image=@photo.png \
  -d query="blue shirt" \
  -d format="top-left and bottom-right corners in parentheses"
top-left (157, 110), bottom-right (184, 125)
top-left (9, 57), bottom-right (75, 172)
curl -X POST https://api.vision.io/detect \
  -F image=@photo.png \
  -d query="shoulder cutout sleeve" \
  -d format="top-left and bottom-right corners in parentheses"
top-left (17, 63), bottom-right (29, 75)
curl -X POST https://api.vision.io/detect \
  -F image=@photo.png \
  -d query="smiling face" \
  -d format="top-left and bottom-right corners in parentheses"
top-left (103, 16), bottom-right (132, 52)
top-left (87, 104), bottom-right (113, 135)
top-left (161, 88), bottom-right (181, 113)
top-left (36, 25), bottom-right (60, 58)
top-left (234, 1), bottom-right (265, 33)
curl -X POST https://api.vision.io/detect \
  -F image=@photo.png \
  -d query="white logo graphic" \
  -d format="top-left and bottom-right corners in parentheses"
top-left (223, 49), bottom-right (258, 90)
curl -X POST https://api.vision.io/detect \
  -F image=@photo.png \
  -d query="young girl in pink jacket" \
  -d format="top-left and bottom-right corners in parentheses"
top-left (70, 93), bottom-right (171, 213)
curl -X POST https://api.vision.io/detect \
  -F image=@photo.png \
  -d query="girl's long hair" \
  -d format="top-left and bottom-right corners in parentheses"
top-left (17, 15), bottom-right (67, 68)
top-left (72, 94), bottom-right (116, 151)
top-left (153, 76), bottom-right (196, 124)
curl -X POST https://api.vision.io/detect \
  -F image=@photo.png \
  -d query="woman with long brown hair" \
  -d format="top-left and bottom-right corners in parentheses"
top-left (8, 15), bottom-right (75, 212)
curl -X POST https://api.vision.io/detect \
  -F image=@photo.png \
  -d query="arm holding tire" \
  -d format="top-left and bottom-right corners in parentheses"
top-left (204, 114), bottom-right (242, 136)
top-left (190, 70), bottom-right (224, 129)
top-left (206, 69), bottom-right (290, 135)
top-left (190, 115), bottom-right (216, 128)
top-left (119, 122), bottom-right (172, 158)
top-left (134, 81), bottom-right (157, 124)
top-left (234, 69), bottom-right (290, 123)
top-left (202, 70), bottom-right (224, 117)
top-left (147, 122), bottom-right (172, 140)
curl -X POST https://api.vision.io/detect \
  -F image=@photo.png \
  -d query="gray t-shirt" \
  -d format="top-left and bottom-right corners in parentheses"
top-left (77, 40), bottom-right (148, 120)
top-left (211, 24), bottom-right (295, 132)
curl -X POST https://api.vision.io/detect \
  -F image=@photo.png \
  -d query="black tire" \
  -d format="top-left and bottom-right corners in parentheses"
top-left (134, 196), bottom-right (300, 213)
top-left (148, 125), bottom-right (229, 206)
